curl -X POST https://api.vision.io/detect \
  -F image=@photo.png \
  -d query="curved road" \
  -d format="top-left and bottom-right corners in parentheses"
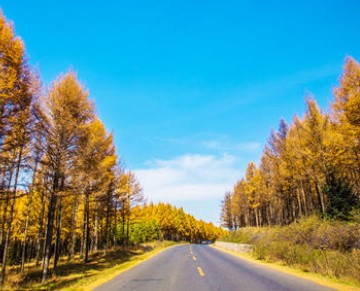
top-left (95, 244), bottom-right (334, 291)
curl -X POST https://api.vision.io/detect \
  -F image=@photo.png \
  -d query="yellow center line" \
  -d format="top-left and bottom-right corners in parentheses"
top-left (192, 256), bottom-right (197, 261)
top-left (197, 266), bottom-right (205, 277)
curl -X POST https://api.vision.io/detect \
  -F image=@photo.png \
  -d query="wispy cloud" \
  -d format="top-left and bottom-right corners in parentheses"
top-left (151, 134), bottom-right (262, 154)
top-left (202, 140), bottom-right (261, 152)
top-left (134, 154), bottom-right (242, 203)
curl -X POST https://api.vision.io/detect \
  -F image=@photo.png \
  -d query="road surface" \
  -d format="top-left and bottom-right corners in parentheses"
top-left (95, 244), bottom-right (334, 291)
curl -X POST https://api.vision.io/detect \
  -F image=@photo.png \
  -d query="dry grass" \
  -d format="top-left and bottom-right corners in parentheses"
top-left (219, 215), bottom-right (360, 287)
top-left (212, 245), bottom-right (360, 291)
top-left (2, 241), bottom-right (177, 290)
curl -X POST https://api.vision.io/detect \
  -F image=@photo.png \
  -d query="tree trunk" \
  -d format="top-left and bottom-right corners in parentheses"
top-left (104, 188), bottom-right (112, 254)
top-left (69, 192), bottom-right (79, 260)
top-left (254, 208), bottom-right (259, 228)
top-left (94, 202), bottom-right (98, 253)
top-left (296, 188), bottom-right (303, 218)
top-left (35, 189), bottom-right (46, 266)
top-left (53, 195), bottom-right (62, 269)
top-left (300, 181), bottom-right (308, 216)
top-left (113, 200), bottom-right (117, 247)
top-left (315, 181), bottom-right (325, 214)
top-left (0, 170), bottom-right (6, 247)
top-left (0, 165), bottom-right (14, 253)
top-left (84, 191), bottom-right (90, 263)
top-left (105, 200), bottom-right (110, 253)
top-left (266, 204), bottom-right (271, 226)
top-left (80, 193), bottom-right (86, 259)
top-left (1, 147), bottom-right (23, 285)
top-left (126, 218), bottom-right (130, 246)
top-left (21, 155), bottom-right (39, 273)
top-left (41, 171), bottom-right (59, 283)
top-left (121, 202), bottom-right (126, 246)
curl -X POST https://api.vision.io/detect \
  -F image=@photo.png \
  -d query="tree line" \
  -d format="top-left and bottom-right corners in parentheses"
top-left (0, 10), bottom-right (222, 285)
top-left (130, 203), bottom-right (223, 244)
top-left (221, 57), bottom-right (360, 229)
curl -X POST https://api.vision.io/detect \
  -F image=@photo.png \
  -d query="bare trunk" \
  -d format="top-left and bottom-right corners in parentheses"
top-left (41, 172), bottom-right (59, 283)
top-left (94, 202), bottom-right (98, 253)
top-left (105, 201), bottom-right (110, 253)
top-left (266, 204), bottom-right (272, 226)
top-left (53, 195), bottom-right (62, 269)
top-left (300, 181), bottom-right (308, 216)
top-left (126, 218), bottom-right (130, 246)
top-left (254, 208), bottom-right (259, 228)
top-left (113, 200), bottom-right (117, 247)
top-left (84, 191), bottom-right (90, 263)
top-left (292, 199), bottom-right (296, 221)
top-left (0, 166), bottom-right (14, 251)
top-left (296, 188), bottom-right (303, 218)
top-left (315, 181), bottom-right (325, 214)
top-left (104, 189), bottom-right (112, 254)
top-left (80, 193), bottom-right (86, 259)
top-left (69, 192), bottom-right (79, 260)
top-left (121, 203), bottom-right (126, 245)
top-left (1, 148), bottom-right (23, 285)
top-left (258, 208), bottom-right (263, 227)
top-left (35, 190), bottom-right (46, 266)
top-left (21, 156), bottom-right (39, 273)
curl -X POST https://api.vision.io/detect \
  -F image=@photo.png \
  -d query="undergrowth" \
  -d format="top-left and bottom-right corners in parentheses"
top-left (219, 215), bottom-right (360, 284)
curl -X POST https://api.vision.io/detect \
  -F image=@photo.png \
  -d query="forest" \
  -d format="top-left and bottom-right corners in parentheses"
top-left (0, 10), bottom-right (222, 286)
top-left (220, 56), bottom-right (360, 228)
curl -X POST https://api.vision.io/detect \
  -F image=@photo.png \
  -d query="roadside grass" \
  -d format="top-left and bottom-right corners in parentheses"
top-left (3, 241), bottom-right (178, 290)
top-left (217, 215), bottom-right (360, 290)
top-left (212, 245), bottom-right (360, 291)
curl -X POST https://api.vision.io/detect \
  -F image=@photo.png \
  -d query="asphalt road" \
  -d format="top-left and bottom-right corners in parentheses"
top-left (95, 244), bottom-right (335, 291)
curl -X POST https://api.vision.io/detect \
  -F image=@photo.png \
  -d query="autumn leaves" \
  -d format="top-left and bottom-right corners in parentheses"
top-left (221, 57), bottom-right (360, 229)
top-left (0, 9), bottom-right (224, 287)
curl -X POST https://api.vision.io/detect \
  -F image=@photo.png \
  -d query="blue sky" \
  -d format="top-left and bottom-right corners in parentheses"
top-left (2, 0), bottom-right (360, 224)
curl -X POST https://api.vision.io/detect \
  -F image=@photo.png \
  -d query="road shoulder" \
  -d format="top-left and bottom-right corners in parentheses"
top-left (76, 243), bottom-right (182, 291)
top-left (210, 244), bottom-right (360, 291)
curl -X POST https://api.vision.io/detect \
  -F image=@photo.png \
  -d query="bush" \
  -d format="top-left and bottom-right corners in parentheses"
top-left (128, 220), bottom-right (161, 245)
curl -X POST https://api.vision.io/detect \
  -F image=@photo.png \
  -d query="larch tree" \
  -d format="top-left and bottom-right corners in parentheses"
top-left (220, 191), bottom-right (233, 230)
top-left (333, 57), bottom-right (360, 197)
top-left (0, 10), bottom-right (39, 284)
top-left (76, 118), bottom-right (116, 263)
top-left (115, 170), bottom-right (144, 246)
top-left (39, 71), bottom-right (94, 282)
top-left (221, 58), bottom-right (360, 228)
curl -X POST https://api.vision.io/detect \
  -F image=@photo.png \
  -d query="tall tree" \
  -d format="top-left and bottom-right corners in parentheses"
top-left (220, 192), bottom-right (233, 230)
top-left (0, 10), bottom-right (39, 284)
top-left (115, 170), bottom-right (144, 246)
top-left (76, 118), bottom-right (116, 263)
top-left (333, 57), bottom-right (360, 197)
top-left (39, 72), bottom-right (94, 282)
